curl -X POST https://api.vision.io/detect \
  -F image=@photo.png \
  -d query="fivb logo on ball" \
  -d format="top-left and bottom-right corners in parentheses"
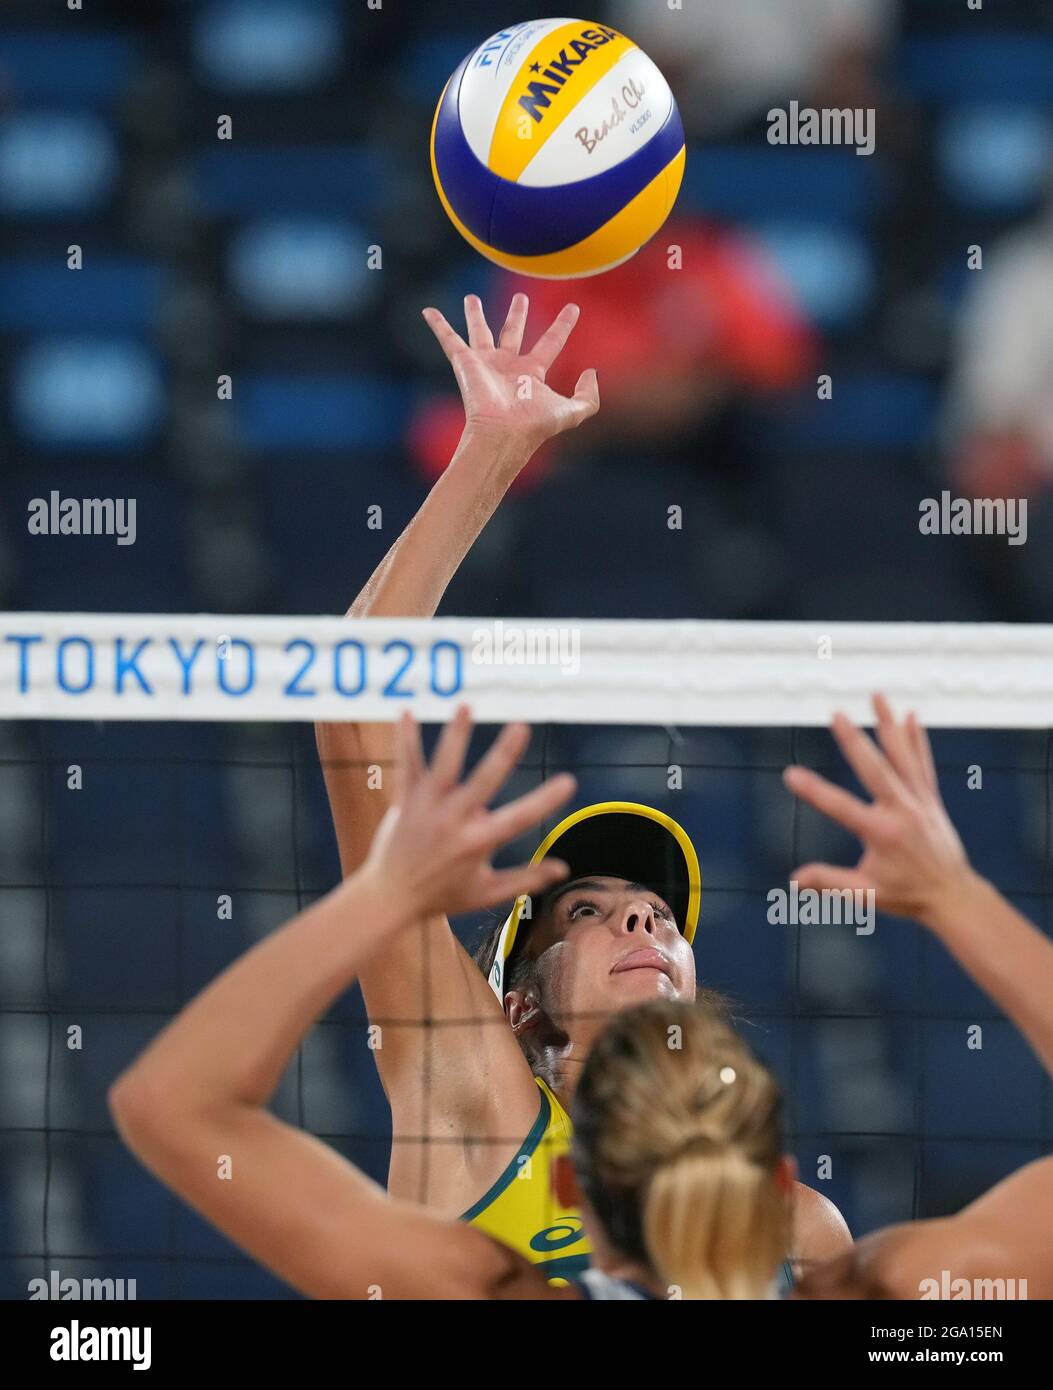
top-left (432, 18), bottom-right (685, 278)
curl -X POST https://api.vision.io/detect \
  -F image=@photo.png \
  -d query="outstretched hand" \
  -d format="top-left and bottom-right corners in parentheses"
top-left (365, 706), bottom-right (575, 919)
top-left (783, 694), bottom-right (971, 923)
top-left (422, 293), bottom-right (599, 456)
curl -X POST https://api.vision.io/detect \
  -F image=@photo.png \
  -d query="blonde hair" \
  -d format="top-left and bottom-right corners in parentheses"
top-left (571, 999), bottom-right (790, 1299)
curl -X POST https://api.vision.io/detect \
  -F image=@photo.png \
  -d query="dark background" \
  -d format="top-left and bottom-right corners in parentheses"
top-left (1, 0), bottom-right (1051, 1297)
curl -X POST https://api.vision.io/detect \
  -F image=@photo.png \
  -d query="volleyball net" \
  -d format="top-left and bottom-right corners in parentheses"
top-left (2, 614), bottom-right (1052, 1297)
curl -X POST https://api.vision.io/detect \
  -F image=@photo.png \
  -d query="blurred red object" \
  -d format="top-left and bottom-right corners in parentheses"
top-left (952, 431), bottom-right (1053, 504)
top-left (407, 216), bottom-right (817, 494)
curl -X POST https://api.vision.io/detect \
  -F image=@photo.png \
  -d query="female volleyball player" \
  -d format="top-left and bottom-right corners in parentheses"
top-left (314, 293), bottom-right (849, 1280)
top-left (111, 700), bottom-right (1053, 1300)
top-left (108, 706), bottom-right (793, 1299)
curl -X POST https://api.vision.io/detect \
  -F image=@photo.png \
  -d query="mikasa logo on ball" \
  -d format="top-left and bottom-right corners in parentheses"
top-left (517, 25), bottom-right (621, 124)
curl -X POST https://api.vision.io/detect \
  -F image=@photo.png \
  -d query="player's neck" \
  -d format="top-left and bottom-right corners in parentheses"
top-left (538, 1038), bottom-right (591, 1108)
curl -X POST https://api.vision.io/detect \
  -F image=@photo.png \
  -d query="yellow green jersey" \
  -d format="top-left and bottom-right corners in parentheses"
top-left (463, 1074), bottom-right (796, 1295)
top-left (462, 1076), bottom-right (591, 1283)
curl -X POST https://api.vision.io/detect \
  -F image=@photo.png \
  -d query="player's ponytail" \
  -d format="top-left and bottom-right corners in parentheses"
top-left (644, 1135), bottom-right (789, 1299)
top-left (572, 999), bottom-right (790, 1299)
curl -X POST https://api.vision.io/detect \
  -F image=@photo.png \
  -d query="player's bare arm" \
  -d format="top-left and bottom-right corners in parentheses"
top-left (110, 711), bottom-right (575, 1300)
top-left (787, 696), bottom-right (1053, 1298)
top-left (315, 296), bottom-right (598, 1210)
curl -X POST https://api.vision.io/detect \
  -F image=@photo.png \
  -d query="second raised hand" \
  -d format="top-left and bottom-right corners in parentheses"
top-left (422, 293), bottom-right (600, 455)
top-left (782, 694), bottom-right (972, 923)
top-left (363, 706), bottom-right (575, 921)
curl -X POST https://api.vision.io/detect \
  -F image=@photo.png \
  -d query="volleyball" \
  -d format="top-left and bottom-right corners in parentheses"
top-left (430, 19), bottom-right (686, 279)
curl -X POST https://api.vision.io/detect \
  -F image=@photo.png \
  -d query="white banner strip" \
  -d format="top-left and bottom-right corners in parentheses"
top-left (2, 613), bottom-right (1053, 727)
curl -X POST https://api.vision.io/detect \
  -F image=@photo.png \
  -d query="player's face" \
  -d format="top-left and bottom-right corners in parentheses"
top-left (528, 876), bottom-right (696, 1031)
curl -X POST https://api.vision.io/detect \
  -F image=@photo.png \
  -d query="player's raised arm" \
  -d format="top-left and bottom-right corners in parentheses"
top-left (784, 694), bottom-right (1053, 1076)
top-left (786, 696), bottom-right (1053, 1298)
top-left (109, 712), bottom-right (574, 1301)
top-left (314, 293), bottom-right (598, 1204)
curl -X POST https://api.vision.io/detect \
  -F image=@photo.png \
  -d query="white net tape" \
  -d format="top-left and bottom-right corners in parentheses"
top-left (3, 612), bottom-right (1053, 726)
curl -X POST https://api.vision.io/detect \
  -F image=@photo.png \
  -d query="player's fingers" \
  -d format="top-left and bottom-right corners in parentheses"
top-left (528, 302), bottom-right (580, 375)
top-left (459, 722), bottom-right (532, 808)
top-left (429, 704), bottom-right (474, 790)
top-left (872, 693), bottom-right (924, 795)
top-left (906, 710), bottom-right (939, 794)
top-left (564, 368), bottom-right (600, 426)
top-left (482, 772), bottom-right (577, 848)
top-left (464, 294), bottom-right (495, 350)
top-left (482, 857), bottom-right (570, 907)
top-left (395, 710), bottom-right (425, 802)
top-left (422, 307), bottom-right (469, 363)
top-left (791, 862), bottom-right (873, 896)
top-left (498, 292), bottom-right (529, 353)
top-left (831, 711), bottom-right (907, 804)
top-left (783, 764), bottom-right (874, 839)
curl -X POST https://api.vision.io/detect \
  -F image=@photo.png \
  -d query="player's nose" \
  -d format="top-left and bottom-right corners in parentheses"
top-left (618, 899), bottom-right (657, 936)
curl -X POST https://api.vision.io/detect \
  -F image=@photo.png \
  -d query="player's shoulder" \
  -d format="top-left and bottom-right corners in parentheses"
top-left (792, 1181), bottom-right (853, 1262)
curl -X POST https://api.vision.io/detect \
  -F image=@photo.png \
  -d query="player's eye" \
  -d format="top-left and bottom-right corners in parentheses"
top-left (568, 899), bottom-right (600, 920)
top-left (651, 902), bottom-right (674, 923)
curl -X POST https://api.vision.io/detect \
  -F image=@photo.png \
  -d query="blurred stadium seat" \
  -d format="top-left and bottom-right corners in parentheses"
top-left (0, 113), bottom-right (118, 216)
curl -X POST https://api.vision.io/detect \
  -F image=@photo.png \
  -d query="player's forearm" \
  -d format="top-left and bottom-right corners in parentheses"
top-left (316, 424), bottom-right (532, 872)
top-left (921, 868), bottom-right (1053, 1077)
top-left (111, 868), bottom-right (400, 1120)
top-left (349, 424), bottom-right (531, 620)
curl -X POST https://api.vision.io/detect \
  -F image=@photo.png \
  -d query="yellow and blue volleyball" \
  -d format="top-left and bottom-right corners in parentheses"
top-left (430, 19), bottom-right (686, 279)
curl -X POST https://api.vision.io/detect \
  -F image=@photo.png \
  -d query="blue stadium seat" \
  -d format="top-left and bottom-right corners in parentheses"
top-left (679, 148), bottom-right (890, 230)
top-left (192, 0), bottom-right (343, 92)
top-left (0, 113), bottom-right (118, 216)
top-left (236, 375), bottom-right (409, 453)
top-left (10, 341), bottom-right (165, 453)
top-left (0, 31), bottom-right (141, 108)
top-left (896, 33), bottom-right (1053, 108)
top-left (227, 218), bottom-right (375, 319)
top-left (752, 222), bottom-right (875, 329)
top-left (0, 257), bottom-right (169, 334)
top-left (5, 466), bottom-right (193, 610)
top-left (194, 145), bottom-right (395, 218)
top-left (937, 105), bottom-right (1053, 213)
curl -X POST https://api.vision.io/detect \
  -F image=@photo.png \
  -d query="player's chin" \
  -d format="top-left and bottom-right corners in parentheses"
top-left (608, 967), bottom-right (680, 1001)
